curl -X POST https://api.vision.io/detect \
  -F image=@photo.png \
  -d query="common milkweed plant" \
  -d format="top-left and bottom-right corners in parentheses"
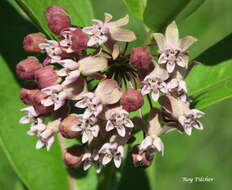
top-left (17, 5), bottom-right (204, 173)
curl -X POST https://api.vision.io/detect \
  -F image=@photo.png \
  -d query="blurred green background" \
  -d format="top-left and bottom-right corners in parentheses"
top-left (0, 0), bottom-right (232, 190)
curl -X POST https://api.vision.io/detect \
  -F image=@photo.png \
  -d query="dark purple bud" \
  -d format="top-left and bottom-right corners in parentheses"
top-left (59, 115), bottom-right (81, 139)
top-left (130, 47), bottom-right (153, 70)
top-left (120, 89), bottom-right (144, 112)
top-left (64, 145), bottom-right (83, 168)
top-left (23, 33), bottom-right (46, 53)
top-left (34, 66), bottom-right (60, 89)
top-left (16, 57), bottom-right (42, 80)
top-left (45, 5), bottom-right (69, 20)
top-left (131, 145), bottom-right (153, 168)
top-left (31, 91), bottom-right (53, 115)
top-left (47, 14), bottom-right (71, 34)
top-left (20, 88), bottom-right (39, 105)
top-left (71, 28), bottom-right (88, 52)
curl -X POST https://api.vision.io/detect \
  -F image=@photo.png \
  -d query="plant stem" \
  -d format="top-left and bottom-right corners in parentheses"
top-left (58, 134), bottom-right (78, 190)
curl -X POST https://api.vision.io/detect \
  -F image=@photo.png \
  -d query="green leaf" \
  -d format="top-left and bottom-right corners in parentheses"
top-left (179, 0), bottom-right (232, 59)
top-left (187, 34), bottom-right (232, 109)
top-left (143, 0), bottom-right (191, 32)
top-left (122, 0), bottom-right (144, 19)
top-left (16, 0), bottom-right (94, 38)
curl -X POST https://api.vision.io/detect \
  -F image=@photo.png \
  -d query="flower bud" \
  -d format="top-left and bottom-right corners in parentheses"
top-left (130, 47), bottom-right (152, 70)
top-left (120, 89), bottom-right (144, 112)
top-left (45, 6), bottom-right (71, 35)
top-left (31, 91), bottom-right (53, 115)
top-left (64, 145), bottom-right (83, 168)
top-left (23, 33), bottom-right (46, 53)
top-left (34, 66), bottom-right (60, 89)
top-left (131, 145), bottom-right (153, 168)
top-left (16, 57), bottom-right (42, 80)
top-left (59, 115), bottom-right (81, 138)
top-left (71, 28), bottom-right (88, 52)
top-left (20, 88), bottom-right (39, 105)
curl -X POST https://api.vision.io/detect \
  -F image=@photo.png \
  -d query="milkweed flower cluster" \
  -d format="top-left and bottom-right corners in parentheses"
top-left (17, 5), bottom-right (204, 172)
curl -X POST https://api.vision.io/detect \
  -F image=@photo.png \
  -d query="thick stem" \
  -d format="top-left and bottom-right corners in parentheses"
top-left (58, 134), bottom-right (78, 190)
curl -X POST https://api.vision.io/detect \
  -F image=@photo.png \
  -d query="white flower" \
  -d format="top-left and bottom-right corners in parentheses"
top-left (153, 21), bottom-right (197, 73)
top-left (178, 109), bottom-right (204, 136)
top-left (141, 66), bottom-right (169, 101)
top-left (105, 107), bottom-right (134, 137)
top-left (167, 78), bottom-right (187, 101)
top-left (71, 115), bottom-right (99, 144)
top-left (41, 85), bottom-right (67, 111)
top-left (99, 142), bottom-right (124, 168)
top-left (75, 92), bottom-right (103, 118)
top-left (39, 40), bottom-right (62, 63)
top-left (83, 13), bottom-right (136, 46)
top-left (19, 106), bottom-right (38, 124)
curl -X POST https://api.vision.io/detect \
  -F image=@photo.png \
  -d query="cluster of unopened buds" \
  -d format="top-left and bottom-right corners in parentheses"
top-left (17, 5), bottom-right (204, 172)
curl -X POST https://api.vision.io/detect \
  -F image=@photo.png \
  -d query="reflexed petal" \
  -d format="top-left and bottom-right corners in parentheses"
top-left (114, 157), bottom-right (121, 168)
top-left (116, 126), bottom-right (126, 137)
top-left (117, 145), bottom-right (124, 156)
top-left (62, 70), bottom-right (80, 86)
top-left (102, 155), bottom-right (112, 165)
top-left (58, 59), bottom-right (79, 70)
top-left (36, 140), bottom-right (45, 149)
top-left (140, 136), bottom-right (153, 150)
top-left (82, 152), bottom-right (91, 161)
top-left (91, 125), bottom-right (99, 137)
top-left (110, 28), bottom-right (136, 42)
top-left (41, 97), bottom-right (54, 107)
top-left (165, 21), bottom-right (179, 49)
top-left (19, 116), bottom-right (30, 124)
top-left (184, 126), bottom-right (192, 136)
top-left (71, 124), bottom-right (82, 131)
top-left (83, 161), bottom-right (92, 171)
top-left (177, 56), bottom-right (187, 68)
top-left (178, 116), bottom-right (186, 126)
top-left (153, 33), bottom-right (166, 51)
top-left (57, 68), bottom-right (68, 77)
top-left (179, 80), bottom-right (187, 92)
top-left (46, 136), bottom-right (55, 151)
top-left (41, 129), bottom-right (52, 139)
top-left (82, 26), bottom-right (95, 35)
top-left (104, 13), bottom-right (113, 23)
top-left (124, 119), bottom-right (134, 128)
top-left (194, 121), bottom-right (204, 130)
top-left (158, 53), bottom-right (167, 64)
top-left (112, 43), bottom-right (120, 60)
top-left (87, 36), bottom-right (99, 46)
top-left (75, 99), bottom-right (87, 108)
top-left (151, 91), bottom-right (159, 101)
top-left (179, 36), bottom-right (197, 51)
top-left (166, 62), bottom-right (175, 73)
top-left (153, 137), bottom-right (163, 153)
top-left (106, 121), bottom-right (115, 131)
top-left (141, 85), bottom-right (151, 96)
top-left (79, 56), bottom-right (108, 75)
top-left (108, 15), bottom-right (129, 27)
top-left (82, 132), bottom-right (89, 144)
top-left (167, 79), bottom-right (178, 89)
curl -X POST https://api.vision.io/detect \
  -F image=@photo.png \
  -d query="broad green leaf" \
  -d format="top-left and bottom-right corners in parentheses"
top-left (186, 34), bottom-right (232, 109)
top-left (122, 0), bottom-right (144, 19)
top-left (0, 55), bottom-right (70, 190)
top-left (143, 0), bottom-right (191, 32)
top-left (179, 0), bottom-right (232, 59)
top-left (16, 0), bottom-right (94, 38)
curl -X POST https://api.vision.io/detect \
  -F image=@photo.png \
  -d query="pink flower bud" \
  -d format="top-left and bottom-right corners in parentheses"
top-left (130, 47), bottom-right (152, 70)
top-left (31, 91), bottom-right (53, 115)
top-left (45, 6), bottom-right (71, 34)
top-left (131, 145), bottom-right (153, 168)
top-left (64, 145), bottom-right (83, 168)
top-left (34, 66), bottom-right (60, 89)
top-left (16, 57), bottom-right (42, 80)
top-left (20, 88), bottom-right (39, 105)
top-left (59, 115), bottom-right (81, 138)
top-left (120, 89), bottom-right (144, 112)
top-left (23, 33), bottom-right (46, 53)
top-left (71, 28), bottom-right (88, 52)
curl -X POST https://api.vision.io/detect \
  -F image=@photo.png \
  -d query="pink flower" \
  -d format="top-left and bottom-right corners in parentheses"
top-left (41, 85), bottom-right (67, 111)
top-left (71, 115), bottom-right (99, 144)
top-left (99, 142), bottom-right (124, 168)
top-left (178, 109), bottom-right (204, 136)
top-left (105, 107), bottom-right (134, 137)
top-left (167, 78), bottom-right (187, 101)
top-left (83, 13), bottom-right (136, 46)
top-left (75, 92), bottom-right (103, 118)
top-left (39, 40), bottom-right (62, 63)
top-left (141, 66), bottom-right (169, 101)
top-left (59, 27), bottom-right (77, 53)
top-left (19, 106), bottom-right (38, 124)
top-left (153, 22), bottom-right (197, 73)
top-left (82, 150), bottom-right (100, 172)
top-left (27, 117), bottom-right (46, 136)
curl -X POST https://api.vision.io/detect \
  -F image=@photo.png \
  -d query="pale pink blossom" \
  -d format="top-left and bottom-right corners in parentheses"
top-left (82, 150), bottom-right (101, 172)
top-left (39, 40), bottom-right (62, 63)
top-left (71, 115), bottom-right (99, 144)
top-left (99, 142), bottom-right (124, 168)
top-left (19, 106), bottom-right (38, 124)
top-left (83, 13), bottom-right (136, 46)
top-left (105, 107), bottom-right (134, 137)
top-left (41, 85), bottom-right (67, 111)
top-left (153, 22), bottom-right (197, 73)
top-left (59, 27), bottom-right (76, 53)
top-left (141, 67), bottom-right (169, 101)
top-left (167, 78), bottom-right (187, 101)
top-left (178, 109), bottom-right (204, 136)
top-left (75, 92), bottom-right (103, 118)
top-left (27, 117), bottom-right (46, 136)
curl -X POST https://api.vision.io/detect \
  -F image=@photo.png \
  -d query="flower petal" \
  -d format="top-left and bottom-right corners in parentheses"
top-left (179, 36), bottom-right (197, 51)
top-left (153, 33), bottom-right (166, 51)
top-left (165, 21), bottom-right (179, 49)
top-left (110, 28), bottom-right (136, 42)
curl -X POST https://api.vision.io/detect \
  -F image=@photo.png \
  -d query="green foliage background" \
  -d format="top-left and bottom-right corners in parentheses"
top-left (0, 0), bottom-right (231, 190)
